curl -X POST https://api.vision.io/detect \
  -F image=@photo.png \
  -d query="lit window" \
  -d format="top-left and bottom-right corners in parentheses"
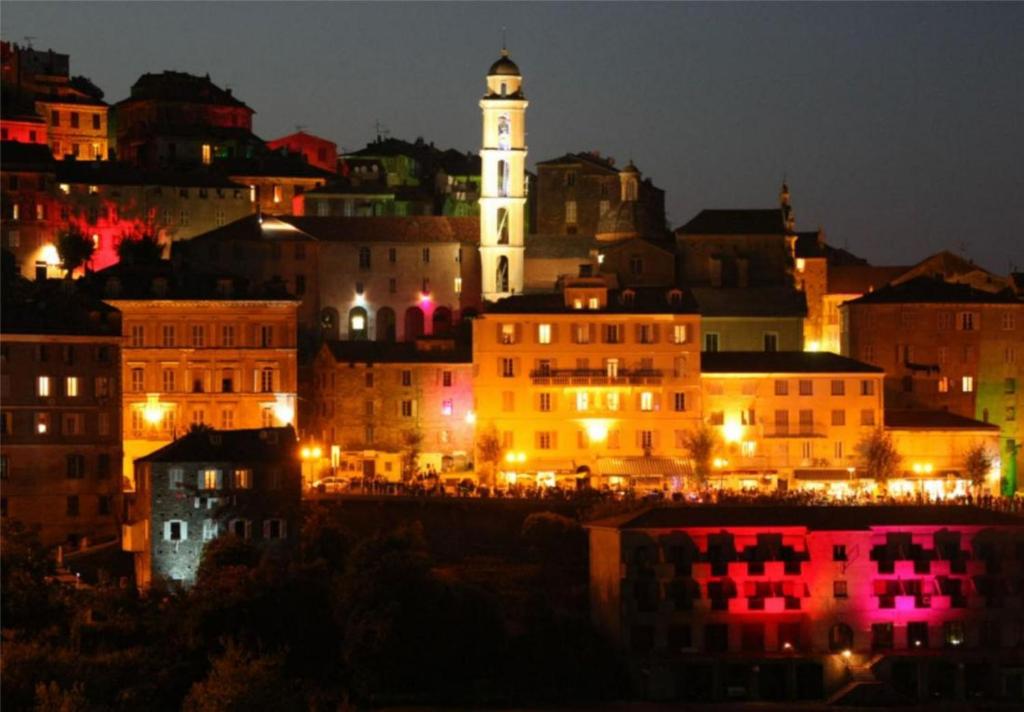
top-left (588, 297), bottom-right (599, 310)
top-left (351, 314), bottom-right (365, 331)
top-left (539, 393), bottom-right (552, 412)
top-left (962, 376), bottom-right (974, 392)
top-left (672, 324), bottom-right (688, 344)
top-left (203, 519), bottom-right (219, 542)
top-left (454, 277), bottom-right (462, 294)
top-left (938, 377), bottom-right (949, 393)
top-left (260, 368), bottom-right (274, 393)
top-left (169, 468), bottom-right (185, 490)
top-left (538, 323), bottom-right (552, 344)
top-left (65, 377), bottom-right (79, 397)
top-left (576, 391), bottom-right (589, 412)
top-left (35, 413), bottom-right (49, 434)
top-left (201, 144), bottom-right (212, 165)
top-left (59, 183), bottom-right (70, 194)
top-left (565, 200), bottom-right (577, 225)
top-left (442, 399), bottom-right (453, 416)
top-left (573, 299), bottom-right (583, 310)
top-left (796, 258), bottom-right (806, 272)
top-left (640, 392), bottom-right (654, 412)
top-left (199, 468), bottom-right (222, 490)
top-left (234, 469), bottom-right (252, 489)
top-left (37, 376), bottom-right (51, 397)
top-left (273, 185), bottom-right (282, 203)
top-left (164, 520), bottom-right (187, 542)
top-left (607, 392), bottom-right (620, 411)
top-left (500, 324), bottom-right (516, 344)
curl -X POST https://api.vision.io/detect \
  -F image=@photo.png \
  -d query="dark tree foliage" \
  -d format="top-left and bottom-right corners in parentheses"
top-left (116, 234), bottom-right (164, 265)
top-left (57, 227), bottom-right (96, 275)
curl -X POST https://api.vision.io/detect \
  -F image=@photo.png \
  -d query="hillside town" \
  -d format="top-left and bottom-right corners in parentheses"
top-left (2, 36), bottom-right (1024, 708)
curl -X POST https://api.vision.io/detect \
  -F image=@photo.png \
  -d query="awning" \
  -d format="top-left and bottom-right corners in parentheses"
top-left (522, 459), bottom-right (577, 473)
top-left (597, 457), bottom-right (690, 477)
top-left (793, 469), bottom-right (858, 482)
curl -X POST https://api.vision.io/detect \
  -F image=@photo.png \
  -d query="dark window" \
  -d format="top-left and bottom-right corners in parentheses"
top-left (97, 454), bottom-right (111, 479)
top-left (834, 580), bottom-right (848, 598)
top-left (907, 621), bottom-right (929, 649)
top-left (66, 495), bottom-right (79, 517)
top-left (66, 454), bottom-right (85, 479)
top-left (833, 544), bottom-right (847, 561)
top-left (358, 246), bottom-right (371, 269)
top-left (705, 623), bottom-right (729, 653)
top-left (98, 496), bottom-right (111, 515)
top-left (92, 114), bottom-right (101, 130)
top-left (741, 623), bottom-right (765, 652)
top-left (872, 623), bottom-right (894, 650)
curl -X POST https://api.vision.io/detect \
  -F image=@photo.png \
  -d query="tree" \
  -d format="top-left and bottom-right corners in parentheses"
top-left (475, 422), bottom-right (503, 487)
top-left (117, 234), bottom-right (164, 265)
top-left (679, 424), bottom-right (719, 490)
top-left (857, 427), bottom-right (902, 495)
top-left (182, 643), bottom-right (300, 712)
top-left (964, 443), bottom-right (994, 495)
top-left (56, 228), bottom-right (95, 276)
top-left (399, 428), bottom-right (423, 481)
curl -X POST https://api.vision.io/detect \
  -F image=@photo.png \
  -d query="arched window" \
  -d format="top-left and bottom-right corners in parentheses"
top-left (432, 306), bottom-right (453, 336)
top-left (497, 207), bottom-right (509, 244)
top-left (829, 623), bottom-right (854, 652)
top-left (376, 307), bottom-right (396, 342)
top-left (348, 307), bottom-right (368, 341)
top-left (496, 256), bottom-right (510, 294)
top-left (404, 306), bottom-right (425, 340)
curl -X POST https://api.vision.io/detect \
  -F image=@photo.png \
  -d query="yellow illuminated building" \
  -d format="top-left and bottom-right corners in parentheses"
top-left (101, 274), bottom-right (299, 481)
top-left (700, 352), bottom-right (885, 491)
top-left (473, 280), bottom-right (702, 487)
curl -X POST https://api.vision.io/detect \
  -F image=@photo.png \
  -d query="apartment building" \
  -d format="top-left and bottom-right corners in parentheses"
top-left (0, 280), bottom-right (123, 547)
top-left (125, 426), bottom-right (301, 588)
top-left (473, 279), bottom-right (702, 487)
top-left (588, 505), bottom-right (1024, 703)
top-left (310, 338), bottom-right (474, 479)
top-left (85, 262), bottom-right (299, 480)
top-left (699, 352), bottom-right (885, 491)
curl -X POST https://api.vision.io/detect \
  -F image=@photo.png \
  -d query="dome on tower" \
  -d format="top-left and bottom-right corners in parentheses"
top-left (620, 161), bottom-right (640, 175)
top-left (488, 50), bottom-right (521, 76)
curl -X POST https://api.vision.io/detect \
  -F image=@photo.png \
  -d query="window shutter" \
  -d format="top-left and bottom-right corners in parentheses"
top-left (652, 324), bottom-right (660, 343)
top-left (550, 324), bottom-right (559, 343)
top-left (180, 521), bottom-right (188, 541)
top-left (552, 431), bottom-right (558, 449)
top-left (163, 521), bottom-right (171, 541)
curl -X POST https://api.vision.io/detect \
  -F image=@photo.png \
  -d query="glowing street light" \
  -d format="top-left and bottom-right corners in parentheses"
top-left (722, 421), bottom-right (744, 443)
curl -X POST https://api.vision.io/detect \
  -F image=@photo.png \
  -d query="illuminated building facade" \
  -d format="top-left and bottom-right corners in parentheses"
top-left (125, 426), bottom-right (301, 588)
top-left (89, 263), bottom-right (299, 479)
top-left (479, 49), bottom-right (527, 301)
top-left (699, 352), bottom-right (885, 491)
top-left (473, 279), bottom-right (702, 486)
top-left (691, 287), bottom-right (807, 352)
top-left (1, 141), bottom-right (62, 279)
top-left (310, 339), bottom-right (475, 478)
top-left (113, 71), bottom-right (260, 168)
top-left (842, 277), bottom-right (1024, 492)
top-left (0, 281), bottom-right (123, 547)
top-left (215, 152), bottom-right (332, 216)
top-left (588, 506), bottom-right (1024, 703)
top-left (265, 130), bottom-right (338, 174)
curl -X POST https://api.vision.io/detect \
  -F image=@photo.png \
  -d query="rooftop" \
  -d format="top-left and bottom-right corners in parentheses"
top-left (85, 260), bottom-right (297, 302)
top-left (323, 339), bottom-right (471, 364)
top-left (485, 287), bottom-right (699, 314)
top-left (676, 209), bottom-right (786, 235)
top-left (119, 71), bottom-right (252, 110)
top-left (524, 233), bottom-right (598, 259)
top-left (885, 409), bottom-right (1000, 431)
top-left (55, 161), bottom-right (244, 189)
top-left (690, 286), bottom-right (808, 317)
top-left (536, 151), bottom-right (619, 173)
top-left (0, 140), bottom-right (56, 169)
top-left (137, 426), bottom-right (297, 464)
top-left (827, 264), bottom-right (909, 295)
top-left (847, 276), bottom-right (1022, 305)
top-left (587, 505), bottom-right (1024, 531)
top-left (700, 351), bottom-right (883, 374)
top-left (1, 278), bottom-right (121, 337)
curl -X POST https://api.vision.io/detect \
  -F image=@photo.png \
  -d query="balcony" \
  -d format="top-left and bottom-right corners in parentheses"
top-left (529, 367), bottom-right (664, 386)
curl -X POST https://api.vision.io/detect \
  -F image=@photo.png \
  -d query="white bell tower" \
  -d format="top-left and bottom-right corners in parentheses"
top-left (479, 48), bottom-right (527, 301)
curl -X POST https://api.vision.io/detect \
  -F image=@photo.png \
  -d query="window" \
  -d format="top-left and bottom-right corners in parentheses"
top-left (539, 393), bottom-right (552, 412)
top-left (161, 325), bottom-right (175, 347)
top-left (829, 380), bottom-right (845, 397)
top-left (358, 246), bottom-right (371, 269)
top-left (943, 621), bottom-right (965, 648)
top-left (604, 324), bottom-right (621, 344)
top-left (37, 376), bottom-right (51, 397)
top-left (538, 431), bottom-right (553, 449)
top-left (564, 200), bottom-right (577, 225)
top-left (264, 519), bottom-right (287, 540)
top-left (938, 377), bottom-right (950, 393)
top-left (199, 468), bottom-right (222, 490)
top-left (637, 324), bottom-right (655, 344)
top-left (51, 110), bottom-right (60, 125)
top-left (442, 399), bottom-right (453, 416)
top-left (798, 379), bottom-right (813, 396)
top-left (401, 400), bottom-right (415, 417)
top-left (260, 326), bottom-right (273, 347)
top-left (260, 368), bottom-right (274, 393)
top-left (66, 496), bottom-right (80, 517)
top-left (422, 247), bottom-right (430, 263)
top-left (907, 621), bottom-right (929, 649)
top-left (221, 369), bottom-right (234, 393)
top-left (500, 324), bottom-right (516, 344)
top-left (401, 370), bottom-right (413, 386)
top-left (454, 277), bottom-right (462, 294)
top-left (500, 358), bottom-right (515, 378)
top-left (203, 519), bottom-right (219, 542)
top-left (234, 469), bottom-right (252, 489)
top-left (958, 312), bottom-right (976, 331)
top-left (672, 324), bottom-right (688, 344)
top-left (92, 114), bottom-right (101, 130)
top-left (860, 379), bottom-right (875, 396)
top-left (365, 372), bottom-right (374, 388)
top-left (832, 544), bottom-right (847, 561)
top-left (98, 495), bottom-right (112, 515)
top-left (860, 409), bottom-right (875, 426)
top-left (640, 430), bottom-right (654, 449)
top-left (774, 380), bottom-right (789, 396)
top-left (442, 370), bottom-right (453, 387)
top-left (576, 391), bottom-right (589, 412)
top-left (962, 376), bottom-right (974, 393)
top-left (63, 413), bottom-right (82, 435)
top-left (221, 409), bottom-right (234, 429)
top-left (162, 368), bottom-right (176, 392)
top-left (833, 581), bottom-right (848, 599)
top-left (388, 247), bottom-right (397, 263)
top-left (606, 392), bottom-right (620, 411)
top-left (588, 297), bottom-right (599, 310)
top-left (230, 519), bottom-right (252, 539)
top-left (537, 323), bottom-right (552, 344)
top-left (165, 520), bottom-right (187, 542)
top-left (704, 333), bottom-right (720, 352)
top-left (66, 454), bottom-right (86, 478)
top-left (221, 325), bottom-right (235, 347)
top-left (763, 332), bottom-right (778, 352)
top-left (1006, 378), bottom-right (1017, 394)
top-left (673, 392), bottom-right (686, 412)
top-left (640, 392), bottom-right (654, 412)
top-left (705, 624), bottom-right (728, 653)
top-left (872, 623), bottom-right (894, 650)
top-left (629, 256), bottom-right (643, 275)
top-left (169, 467), bottom-right (185, 490)
top-left (191, 325), bottom-right (205, 347)
top-left (1003, 312), bottom-right (1017, 330)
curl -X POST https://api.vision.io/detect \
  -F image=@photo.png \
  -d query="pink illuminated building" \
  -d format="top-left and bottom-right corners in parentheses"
top-left (588, 506), bottom-right (1024, 703)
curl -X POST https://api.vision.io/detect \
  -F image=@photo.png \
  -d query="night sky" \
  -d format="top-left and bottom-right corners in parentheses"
top-left (4, 2), bottom-right (1021, 272)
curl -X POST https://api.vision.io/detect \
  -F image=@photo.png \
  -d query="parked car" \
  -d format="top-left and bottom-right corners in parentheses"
top-left (312, 476), bottom-right (350, 493)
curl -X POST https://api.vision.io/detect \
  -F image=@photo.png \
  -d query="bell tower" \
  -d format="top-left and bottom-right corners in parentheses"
top-left (479, 48), bottom-right (528, 301)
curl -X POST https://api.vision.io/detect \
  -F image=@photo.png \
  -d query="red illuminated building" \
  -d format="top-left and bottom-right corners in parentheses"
top-left (589, 505), bottom-right (1024, 703)
top-left (266, 130), bottom-right (338, 174)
